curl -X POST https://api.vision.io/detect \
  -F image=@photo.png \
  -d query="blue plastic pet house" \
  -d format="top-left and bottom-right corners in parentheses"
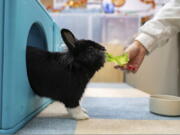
top-left (0, 0), bottom-right (62, 134)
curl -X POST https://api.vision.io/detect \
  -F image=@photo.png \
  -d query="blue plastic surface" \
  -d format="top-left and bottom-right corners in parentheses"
top-left (53, 23), bottom-right (64, 52)
top-left (0, 0), bottom-right (4, 128)
top-left (0, 0), bottom-right (62, 133)
top-left (0, 100), bottom-right (52, 134)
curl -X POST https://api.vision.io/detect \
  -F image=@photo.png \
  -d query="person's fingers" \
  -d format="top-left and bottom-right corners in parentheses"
top-left (114, 66), bottom-right (130, 73)
top-left (114, 65), bottom-right (127, 70)
top-left (114, 65), bottom-right (120, 69)
top-left (128, 51), bottom-right (146, 72)
top-left (114, 46), bottom-right (138, 72)
top-left (128, 64), bottom-right (138, 73)
top-left (125, 41), bottom-right (147, 73)
top-left (114, 41), bottom-right (147, 73)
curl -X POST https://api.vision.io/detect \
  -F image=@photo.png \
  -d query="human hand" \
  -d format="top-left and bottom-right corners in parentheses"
top-left (115, 40), bottom-right (148, 73)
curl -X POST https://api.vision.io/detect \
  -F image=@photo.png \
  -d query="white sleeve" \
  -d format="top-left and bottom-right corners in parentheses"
top-left (135, 0), bottom-right (180, 53)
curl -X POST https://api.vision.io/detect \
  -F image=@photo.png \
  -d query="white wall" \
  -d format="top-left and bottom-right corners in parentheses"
top-left (126, 34), bottom-right (180, 96)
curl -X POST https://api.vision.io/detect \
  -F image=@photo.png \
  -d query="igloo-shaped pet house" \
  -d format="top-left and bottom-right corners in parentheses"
top-left (0, 0), bottom-right (62, 133)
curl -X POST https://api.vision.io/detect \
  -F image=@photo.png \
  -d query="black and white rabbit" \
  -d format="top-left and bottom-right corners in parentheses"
top-left (26, 29), bottom-right (105, 120)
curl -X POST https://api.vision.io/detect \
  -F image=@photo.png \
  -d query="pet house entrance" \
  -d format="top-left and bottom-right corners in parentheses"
top-left (26, 23), bottom-right (47, 87)
top-left (27, 23), bottom-right (47, 50)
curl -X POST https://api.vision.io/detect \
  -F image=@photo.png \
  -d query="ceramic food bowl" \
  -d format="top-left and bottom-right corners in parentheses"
top-left (149, 95), bottom-right (180, 116)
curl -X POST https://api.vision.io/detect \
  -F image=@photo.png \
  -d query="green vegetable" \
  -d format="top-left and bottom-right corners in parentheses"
top-left (105, 52), bottom-right (129, 66)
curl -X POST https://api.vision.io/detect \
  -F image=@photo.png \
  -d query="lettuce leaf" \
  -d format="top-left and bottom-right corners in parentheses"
top-left (105, 52), bottom-right (129, 66)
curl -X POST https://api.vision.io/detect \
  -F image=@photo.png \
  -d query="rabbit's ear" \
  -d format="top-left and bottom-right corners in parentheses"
top-left (61, 29), bottom-right (77, 50)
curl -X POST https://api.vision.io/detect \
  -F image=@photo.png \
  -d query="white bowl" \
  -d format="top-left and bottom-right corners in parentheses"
top-left (149, 95), bottom-right (180, 116)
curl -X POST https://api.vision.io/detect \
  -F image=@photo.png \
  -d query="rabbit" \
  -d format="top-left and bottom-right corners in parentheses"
top-left (26, 29), bottom-right (105, 120)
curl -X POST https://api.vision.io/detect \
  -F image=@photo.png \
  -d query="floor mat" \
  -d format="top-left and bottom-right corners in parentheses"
top-left (16, 83), bottom-right (180, 135)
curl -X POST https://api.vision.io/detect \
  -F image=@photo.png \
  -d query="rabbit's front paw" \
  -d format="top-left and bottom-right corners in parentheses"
top-left (67, 106), bottom-right (89, 120)
top-left (72, 111), bottom-right (89, 120)
top-left (82, 107), bottom-right (88, 114)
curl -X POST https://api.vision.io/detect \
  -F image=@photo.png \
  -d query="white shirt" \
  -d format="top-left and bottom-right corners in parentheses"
top-left (135, 0), bottom-right (180, 53)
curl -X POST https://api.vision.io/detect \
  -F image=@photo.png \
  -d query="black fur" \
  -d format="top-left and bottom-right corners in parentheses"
top-left (26, 29), bottom-right (105, 108)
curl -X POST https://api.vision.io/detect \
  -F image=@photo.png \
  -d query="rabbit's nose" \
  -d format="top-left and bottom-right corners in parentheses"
top-left (101, 47), bottom-right (106, 51)
top-left (100, 49), bottom-right (106, 54)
